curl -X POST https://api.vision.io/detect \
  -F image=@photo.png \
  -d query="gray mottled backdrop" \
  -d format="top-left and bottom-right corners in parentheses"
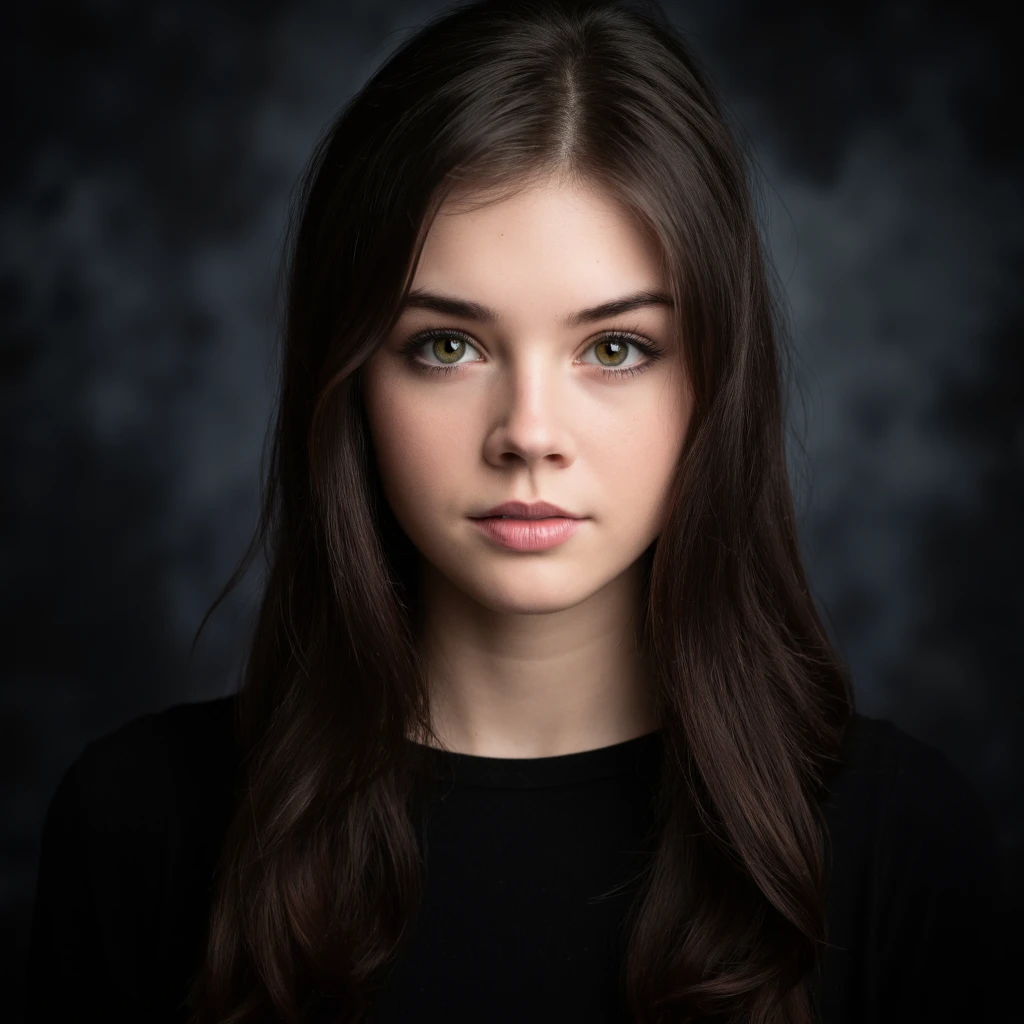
top-left (4, 0), bottom-right (1021, 1005)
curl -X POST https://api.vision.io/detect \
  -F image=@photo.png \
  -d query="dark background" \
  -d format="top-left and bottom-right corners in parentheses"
top-left (4, 0), bottom-right (1021, 1007)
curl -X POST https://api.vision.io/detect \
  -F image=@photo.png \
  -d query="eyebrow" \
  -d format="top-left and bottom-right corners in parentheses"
top-left (399, 287), bottom-right (675, 328)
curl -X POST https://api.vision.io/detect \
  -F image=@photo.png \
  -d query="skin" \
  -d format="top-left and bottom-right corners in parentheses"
top-left (361, 174), bottom-right (693, 758)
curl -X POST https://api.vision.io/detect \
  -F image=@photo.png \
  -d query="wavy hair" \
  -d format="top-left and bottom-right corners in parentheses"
top-left (186, 1), bottom-right (856, 1021)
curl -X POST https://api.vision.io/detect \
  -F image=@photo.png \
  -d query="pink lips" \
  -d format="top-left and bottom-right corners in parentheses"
top-left (471, 515), bottom-right (583, 551)
top-left (476, 499), bottom-right (581, 519)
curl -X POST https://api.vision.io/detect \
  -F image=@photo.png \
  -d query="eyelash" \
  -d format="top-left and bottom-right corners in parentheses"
top-left (396, 327), bottom-right (666, 381)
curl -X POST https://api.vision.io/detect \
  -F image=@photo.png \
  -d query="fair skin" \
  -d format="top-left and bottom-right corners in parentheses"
top-left (361, 174), bottom-right (693, 759)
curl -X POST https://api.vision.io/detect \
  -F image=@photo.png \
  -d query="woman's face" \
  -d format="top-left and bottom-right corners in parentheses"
top-left (361, 176), bottom-right (692, 616)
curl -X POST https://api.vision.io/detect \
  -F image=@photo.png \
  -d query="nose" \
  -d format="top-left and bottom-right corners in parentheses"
top-left (481, 352), bottom-right (578, 469)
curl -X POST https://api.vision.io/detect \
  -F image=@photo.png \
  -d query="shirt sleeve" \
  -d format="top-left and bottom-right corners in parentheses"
top-left (24, 759), bottom-right (109, 1020)
top-left (24, 731), bottom-right (181, 1024)
top-left (869, 730), bottom-right (1000, 1022)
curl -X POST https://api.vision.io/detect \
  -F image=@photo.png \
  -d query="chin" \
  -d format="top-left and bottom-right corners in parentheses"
top-left (469, 575), bottom-right (599, 615)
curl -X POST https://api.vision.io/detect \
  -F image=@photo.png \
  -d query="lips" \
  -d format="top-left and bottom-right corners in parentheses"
top-left (472, 514), bottom-right (583, 551)
top-left (473, 500), bottom-right (582, 520)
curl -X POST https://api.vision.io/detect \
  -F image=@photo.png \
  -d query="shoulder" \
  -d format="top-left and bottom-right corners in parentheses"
top-left (65, 693), bottom-right (240, 832)
top-left (828, 711), bottom-right (995, 852)
top-left (40, 694), bottom-right (242, 894)
top-left (28, 695), bottom-right (242, 1017)
top-left (77, 693), bottom-right (240, 782)
top-left (816, 712), bottom-right (1000, 1019)
top-left (78, 691), bottom-right (239, 768)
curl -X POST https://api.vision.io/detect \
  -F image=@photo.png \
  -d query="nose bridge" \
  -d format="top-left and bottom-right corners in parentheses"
top-left (503, 341), bottom-right (566, 418)
top-left (490, 342), bottom-right (571, 458)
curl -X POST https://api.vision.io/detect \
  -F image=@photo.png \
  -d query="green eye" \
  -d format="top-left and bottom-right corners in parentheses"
top-left (592, 337), bottom-right (629, 367)
top-left (430, 335), bottom-right (467, 364)
top-left (397, 328), bottom-right (665, 381)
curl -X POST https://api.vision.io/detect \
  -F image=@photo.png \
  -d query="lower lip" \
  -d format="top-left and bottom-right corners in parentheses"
top-left (471, 516), bottom-right (584, 551)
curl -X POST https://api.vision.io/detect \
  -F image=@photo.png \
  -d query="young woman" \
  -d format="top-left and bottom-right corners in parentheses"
top-left (26, 1), bottom-right (998, 1022)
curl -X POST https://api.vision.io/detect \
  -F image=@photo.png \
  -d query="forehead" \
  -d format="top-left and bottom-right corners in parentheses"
top-left (411, 178), bottom-right (667, 307)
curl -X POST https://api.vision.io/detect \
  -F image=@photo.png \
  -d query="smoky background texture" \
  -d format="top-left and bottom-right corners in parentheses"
top-left (3, 0), bottom-right (1021, 1008)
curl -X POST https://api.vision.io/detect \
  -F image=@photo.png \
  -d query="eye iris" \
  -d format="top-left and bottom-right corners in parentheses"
top-left (432, 335), bottom-right (464, 363)
top-left (595, 338), bottom-right (627, 366)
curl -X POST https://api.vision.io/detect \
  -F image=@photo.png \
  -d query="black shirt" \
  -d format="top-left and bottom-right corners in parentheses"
top-left (24, 696), bottom-right (999, 1022)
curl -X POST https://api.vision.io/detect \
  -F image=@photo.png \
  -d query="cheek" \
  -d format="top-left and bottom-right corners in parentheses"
top-left (596, 386), bottom-right (689, 515)
top-left (364, 376), bottom-right (460, 516)
top-left (594, 428), bottom-right (673, 497)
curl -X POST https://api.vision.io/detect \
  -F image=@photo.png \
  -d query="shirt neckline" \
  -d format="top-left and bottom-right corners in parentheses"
top-left (410, 728), bottom-right (664, 789)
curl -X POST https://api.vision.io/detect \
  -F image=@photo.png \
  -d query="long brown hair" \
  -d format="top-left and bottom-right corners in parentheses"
top-left (186, 1), bottom-right (856, 1021)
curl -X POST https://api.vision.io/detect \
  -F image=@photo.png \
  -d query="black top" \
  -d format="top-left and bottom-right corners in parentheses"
top-left (24, 696), bottom-right (1000, 1023)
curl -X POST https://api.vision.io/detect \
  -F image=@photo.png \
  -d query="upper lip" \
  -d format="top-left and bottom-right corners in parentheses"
top-left (474, 500), bottom-right (583, 520)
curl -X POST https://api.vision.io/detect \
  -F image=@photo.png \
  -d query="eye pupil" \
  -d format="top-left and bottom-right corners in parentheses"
top-left (433, 335), bottom-right (464, 363)
top-left (596, 338), bottom-right (627, 366)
